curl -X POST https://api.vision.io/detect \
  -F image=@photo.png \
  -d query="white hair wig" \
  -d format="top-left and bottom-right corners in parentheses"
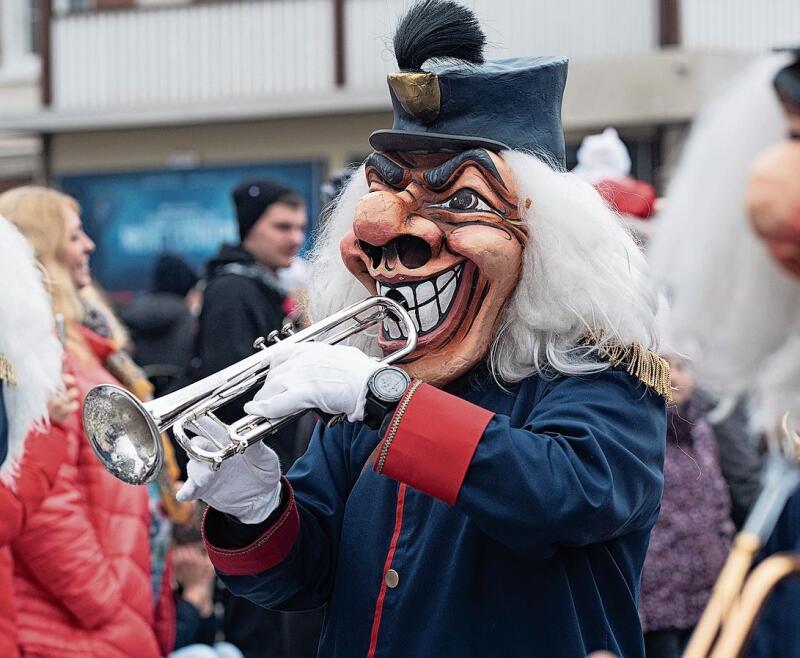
top-left (0, 216), bottom-right (62, 484)
top-left (308, 152), bottom-right (661, 383)
top-left (648, 54), bottom-right (800, 433)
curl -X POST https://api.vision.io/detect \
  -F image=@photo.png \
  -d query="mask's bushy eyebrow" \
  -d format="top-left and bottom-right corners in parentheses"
top-left (424, 149), bottom-right (507, 191)
top-left (364, 152), bottom-right (406, 187)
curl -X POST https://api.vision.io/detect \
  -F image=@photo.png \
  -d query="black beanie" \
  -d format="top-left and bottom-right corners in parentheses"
top-left (232, 178), bottom-right (300, 242)
top-left (152, 253), bottom-right (199, 297)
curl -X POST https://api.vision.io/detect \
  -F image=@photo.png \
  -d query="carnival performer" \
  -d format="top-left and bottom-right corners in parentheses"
top-left (648, 51), bottom-right (800, 658)
top-left (178, 2), bottom-right (669, 656)
top-left (0, 186), bottom-right (174, 658)
top-left (0, 216), bottom-right (80, 658)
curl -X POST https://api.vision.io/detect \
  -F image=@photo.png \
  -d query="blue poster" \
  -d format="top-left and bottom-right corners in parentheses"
top-left (60, 160), bottom-right (323, 294)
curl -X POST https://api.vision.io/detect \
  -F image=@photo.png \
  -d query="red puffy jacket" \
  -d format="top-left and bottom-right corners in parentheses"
top-left (0, 424), bottom-right (69, 658)
top-left (11, 327), bottom-right (173, 658)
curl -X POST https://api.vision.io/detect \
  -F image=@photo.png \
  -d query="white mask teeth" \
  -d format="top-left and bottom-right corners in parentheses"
top-left (437, 275), bottom-right (458, 315)
top-left (417, 300), bottom-right (439, 332)
top-left (394, 285), bottom-right (415, 309)
top-left (376, 263), bottom-right (466, 338)
top-left (415, 279), bottom-right (436, 305)
top-left (434, 269), bottom-right (455, 292)
top-left (383, 318), bottom-right (401, 340)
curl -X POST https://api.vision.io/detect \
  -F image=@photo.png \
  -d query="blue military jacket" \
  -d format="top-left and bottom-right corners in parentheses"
top-left (204, 366), bottom-right (666, 658)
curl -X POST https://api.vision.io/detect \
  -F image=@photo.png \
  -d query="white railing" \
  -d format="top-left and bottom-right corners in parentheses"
top-left (682, 0), bottom-right (800, 52)
top-left (52, 0), bottom-right (334, 111)
top-left (51, 0), bottom-right (661, 113)
top-left (37, 0), bottom-right (800, 115)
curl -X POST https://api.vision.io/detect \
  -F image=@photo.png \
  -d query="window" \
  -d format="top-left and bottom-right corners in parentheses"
top-left (0, 0), bottom-right (41, 78)
top-left (28, 0), bottom-right (39, 54)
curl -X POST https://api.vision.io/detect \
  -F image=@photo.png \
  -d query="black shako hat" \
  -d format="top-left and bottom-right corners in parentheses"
top-left (232, 178), bottom-right (298, 242)
top-left (369, 0), bottom-right (568, 167)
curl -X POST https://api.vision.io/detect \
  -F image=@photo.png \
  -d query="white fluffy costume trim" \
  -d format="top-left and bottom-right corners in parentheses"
top-left (649, 55), bottom-right (800, 435)
top-left (0, 216), bottom-right (62, 483)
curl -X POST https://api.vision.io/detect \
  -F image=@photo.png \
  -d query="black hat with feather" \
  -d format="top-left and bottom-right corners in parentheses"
top-left (369, 0), bottom-right (569, 167)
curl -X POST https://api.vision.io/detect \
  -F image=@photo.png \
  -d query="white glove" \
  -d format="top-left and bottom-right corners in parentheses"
top-left (175, 417), bottom-right (282, 525)
top-left (243, 342), bottom-right (382, 423)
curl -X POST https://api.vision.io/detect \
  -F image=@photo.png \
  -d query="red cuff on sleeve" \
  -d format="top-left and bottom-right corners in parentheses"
top-left (374, 382), bottom-right (493, 505)
top-left (202, 477), bottom-right (299, 576)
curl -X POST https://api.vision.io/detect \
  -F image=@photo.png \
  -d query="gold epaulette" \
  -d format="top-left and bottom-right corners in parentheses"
top-left (585, 339), bottom-right (672, 402)
top-left (0, 355), bottom-right (16, 386)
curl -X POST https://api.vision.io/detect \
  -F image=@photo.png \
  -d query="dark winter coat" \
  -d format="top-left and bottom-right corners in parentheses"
top-left (196, 243), bottom-right (320, 658)
top-left (204, 367), bottom-right (667, 658)
top-left (196, 244), bottom-right (286, 385)
top-left (747, 473), bottom-right (800, 657)
top-left (120, 292), bottom-right (194, 371)
top-left (688, 390), bottom-right (762, 529)
top-left (639, 398), bottom-right (735, 633)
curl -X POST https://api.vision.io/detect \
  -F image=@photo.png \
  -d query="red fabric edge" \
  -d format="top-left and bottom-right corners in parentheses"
top-left (202, 477), bottom-right (299, 576)
top-left (375, 383), bottom-right (493, 505)
top-left (366, 483), bottom-right (407, 658)
top-left (77, 324), bottom-right (116, 361)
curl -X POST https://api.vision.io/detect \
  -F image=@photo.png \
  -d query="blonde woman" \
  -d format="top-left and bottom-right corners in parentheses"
top-left (0, 187), bottom-right (173, 658)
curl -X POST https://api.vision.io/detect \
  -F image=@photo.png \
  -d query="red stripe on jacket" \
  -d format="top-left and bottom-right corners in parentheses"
top-left (366, 483), bottom-right (407, 658)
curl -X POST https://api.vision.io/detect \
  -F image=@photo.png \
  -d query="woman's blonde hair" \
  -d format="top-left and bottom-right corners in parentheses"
top-left (0, 186), bottom-right (91, 360)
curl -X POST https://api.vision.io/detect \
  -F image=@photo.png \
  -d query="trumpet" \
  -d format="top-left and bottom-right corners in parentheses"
top-left (83, 296), bottom-right (417, 486)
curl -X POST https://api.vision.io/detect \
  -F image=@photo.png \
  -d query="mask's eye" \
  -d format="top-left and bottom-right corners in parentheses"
top-left (437, 189), bottom-right (493, 213)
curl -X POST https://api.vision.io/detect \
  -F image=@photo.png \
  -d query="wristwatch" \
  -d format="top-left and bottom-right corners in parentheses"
top-left (363, 366), bottom-right (412, 429)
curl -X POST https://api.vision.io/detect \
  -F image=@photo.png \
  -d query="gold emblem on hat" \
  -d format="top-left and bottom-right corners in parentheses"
top-left (388, 72), bottom-right (441, 125)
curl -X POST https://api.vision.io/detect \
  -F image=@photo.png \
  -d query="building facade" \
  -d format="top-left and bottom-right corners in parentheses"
top-left (0, 0), bottom-right (796, 292)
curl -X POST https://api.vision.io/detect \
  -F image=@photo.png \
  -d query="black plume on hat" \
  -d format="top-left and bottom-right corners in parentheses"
top-left (393, 0), bottom-right (486, 71)
top-left (232, 178), bottom-right (301, 242)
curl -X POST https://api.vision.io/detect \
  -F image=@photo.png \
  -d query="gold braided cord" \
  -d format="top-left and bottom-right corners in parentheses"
top-left (0, 355), bottom-right (17, 386)
top-left (585, 338), bottom-right (672, 402)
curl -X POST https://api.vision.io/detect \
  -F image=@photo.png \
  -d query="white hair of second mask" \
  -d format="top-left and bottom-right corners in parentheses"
top-left (307, 152), bottom-right (661, 384)
top-left (648, 54), bottom-right (800, 435)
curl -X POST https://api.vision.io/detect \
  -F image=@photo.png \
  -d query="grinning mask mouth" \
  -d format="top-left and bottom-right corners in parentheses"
top-left (378, 262), bottom-right (466, 339)
top-left (340, 148), bottom-right (528, 386)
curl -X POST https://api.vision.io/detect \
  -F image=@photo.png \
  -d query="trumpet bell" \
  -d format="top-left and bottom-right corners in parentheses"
top-left (83, 296), bottom-right (417, 485)
top-left (83, 384), bottom-right (163, 485)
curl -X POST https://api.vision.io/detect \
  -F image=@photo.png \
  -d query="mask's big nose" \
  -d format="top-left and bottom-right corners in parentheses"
top-left (358, 235), bottom-right (432, 270)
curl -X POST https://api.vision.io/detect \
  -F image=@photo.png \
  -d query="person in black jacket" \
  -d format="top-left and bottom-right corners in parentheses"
top-left (196, 180), bottom-right (306, 441)
top-left (195, 179), bottom-right (322, 658)
top-left (120, 253), bottom-right (199, 396)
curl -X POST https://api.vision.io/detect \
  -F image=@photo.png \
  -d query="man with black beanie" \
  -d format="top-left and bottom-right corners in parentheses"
top-left (197, 179), bottom-right (306, 388)
top-left (195, 179), bottom-right (320, 658)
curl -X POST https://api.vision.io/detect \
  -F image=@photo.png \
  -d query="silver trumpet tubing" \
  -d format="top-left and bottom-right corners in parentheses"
top-left (83, 296), bottom-right (417, 486)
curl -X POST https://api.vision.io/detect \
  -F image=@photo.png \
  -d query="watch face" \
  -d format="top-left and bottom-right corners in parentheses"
top-left (373, 368), bottom-right (410, 402)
